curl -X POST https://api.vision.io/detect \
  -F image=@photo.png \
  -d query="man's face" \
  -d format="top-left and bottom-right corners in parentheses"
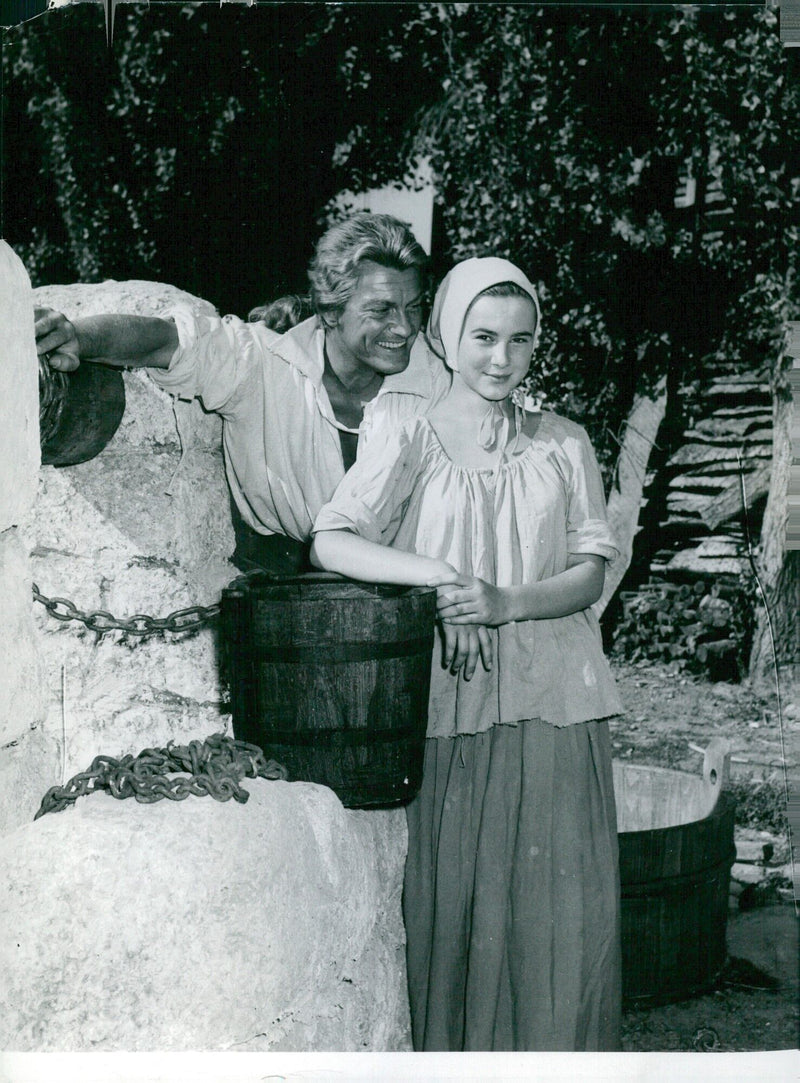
top-left (326, 261), bottom-right (425, 380)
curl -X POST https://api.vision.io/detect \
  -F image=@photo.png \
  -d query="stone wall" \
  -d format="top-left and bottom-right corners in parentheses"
top-left (1, 261), bottom-right (411, 1051)
top-left (0, 782), bottom-right (409, 1052)
top-left (19, 279), bottom-right (236, 823)
top-left (0, 244), bottom-right (54, 841)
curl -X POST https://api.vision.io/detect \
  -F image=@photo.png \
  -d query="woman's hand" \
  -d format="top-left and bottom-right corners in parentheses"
top-left (432, 573), bottom-right (510, 627)
top-left (425, 567), bottom-right (492, 678)
top-left (425, 570), bottom-right (495, 678)
top-left (34, 307), bottom-right (81, 372)
top-left (440, 622), bottom-right (493, 680)
top-left (423, 561), bottom-right (460, 586)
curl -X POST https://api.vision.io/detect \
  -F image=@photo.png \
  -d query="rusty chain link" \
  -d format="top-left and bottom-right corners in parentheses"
top-left (31, 573), bottom-right (256, 640)
top-left (35, 733), bottom-right (289, 820)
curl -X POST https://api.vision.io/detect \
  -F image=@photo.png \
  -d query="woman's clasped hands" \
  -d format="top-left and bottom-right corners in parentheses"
top-left (427, 568), bottom-right (510, 681)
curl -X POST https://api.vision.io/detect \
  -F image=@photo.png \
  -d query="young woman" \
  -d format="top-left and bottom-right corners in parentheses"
top-left (311, 257), bottom-right (623, 1052)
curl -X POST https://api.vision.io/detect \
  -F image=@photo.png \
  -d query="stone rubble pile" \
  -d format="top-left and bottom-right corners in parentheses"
top-left (730, 827), bottom-right (795, 909)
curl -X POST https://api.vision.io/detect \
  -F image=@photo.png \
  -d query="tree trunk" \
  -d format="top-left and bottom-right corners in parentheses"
top-left (748, 323), bottom-right (800, 686)
top-left (594, 375), bottom-right (668, 618)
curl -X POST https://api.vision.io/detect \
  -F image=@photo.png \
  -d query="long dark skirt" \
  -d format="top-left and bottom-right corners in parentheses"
top-left (403, 718), bottom-right (621, 1052)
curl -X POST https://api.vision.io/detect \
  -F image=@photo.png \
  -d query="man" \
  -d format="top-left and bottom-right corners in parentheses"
top-left (35, 212), bottom-right (492, 675)
top-left (35, 212), bottom-right (449, 573)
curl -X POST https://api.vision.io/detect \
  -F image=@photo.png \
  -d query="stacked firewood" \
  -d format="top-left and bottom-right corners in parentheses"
top-left (612, 578), bottom-right (754, 681)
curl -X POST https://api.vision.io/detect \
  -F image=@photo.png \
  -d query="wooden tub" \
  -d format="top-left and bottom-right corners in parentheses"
top-left (614, 738), bottom-right (736, 1006)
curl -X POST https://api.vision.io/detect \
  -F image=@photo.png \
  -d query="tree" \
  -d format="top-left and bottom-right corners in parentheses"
top-left (5, 4), bottom-right (798, 659)
top-left (329, 5), bottom-right (799, 638)
top-left (3, 2), bottom-right (347, 315)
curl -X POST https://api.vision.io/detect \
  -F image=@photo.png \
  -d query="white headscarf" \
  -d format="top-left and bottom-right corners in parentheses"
top-left (425, 257), bottom-right (542, 453)
top-left (426, 256), bottom-right (541, 371)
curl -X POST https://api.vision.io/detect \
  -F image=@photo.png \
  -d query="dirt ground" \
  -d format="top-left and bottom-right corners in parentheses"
top-left (609, 661), bottom-right (798, 1053)
top-left (609, 659), bottom-right (795, 781)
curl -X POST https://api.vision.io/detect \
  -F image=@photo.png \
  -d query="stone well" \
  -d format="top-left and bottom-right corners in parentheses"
top-left (0, 246), bottom-right (411, 1051)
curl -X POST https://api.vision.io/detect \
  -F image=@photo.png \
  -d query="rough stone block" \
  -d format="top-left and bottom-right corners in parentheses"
top-left (0, 722), bottom-right (62, 835)
top-left (33, 280), bottom-right (224, 452)
top-left (12, 281), bottom-right (238, 828)
top-left (3, 277), bottom-right (413, 1052)
top-left (0, 782), bottom-right (411, 1052)
top-left (0, 243), bottom-right (39, 529)
top-left (19, 466), bottom-right (233, 783)
top-left (0, 530), bottom-right (56, 831)
top-left (30, 280), bottom-right (234, 577)
top-left (731, 861), bottom-right (768, 886)
top-left (0, 530), bottom-right (44, 744)
top-left (734, 838), bottom-right (774, 864)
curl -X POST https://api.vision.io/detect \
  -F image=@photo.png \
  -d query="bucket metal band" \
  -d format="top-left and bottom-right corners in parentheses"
top-left (256, 724), bottom-right (423, 748)
top-left (252, 636), bottom-right (431, 665)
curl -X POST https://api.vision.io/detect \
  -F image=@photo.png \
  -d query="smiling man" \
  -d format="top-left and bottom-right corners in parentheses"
top-left (34, 213), bottom-right (450, 573)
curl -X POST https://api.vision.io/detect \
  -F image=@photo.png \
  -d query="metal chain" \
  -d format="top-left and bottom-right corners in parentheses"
top-left (34, 733), bottom-right (289, 821)
top-left (31, 572), bottom-right (256, 640)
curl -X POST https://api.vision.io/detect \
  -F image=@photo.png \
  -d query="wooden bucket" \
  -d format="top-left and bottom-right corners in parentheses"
top-left (221, 573), bottom-right (437, 809)
top-left (615, 738), bottom-right (736, 1006)
top-left (40, 361), bottom-right (126, 467)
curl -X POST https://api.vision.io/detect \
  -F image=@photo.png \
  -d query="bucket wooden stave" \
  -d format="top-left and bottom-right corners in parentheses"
top-left (615, 739), bottom-right (736, 1007)
top-left (40, 361), bottom-right (126, 466)
top-left (222, 573), bottom-right (436, 809)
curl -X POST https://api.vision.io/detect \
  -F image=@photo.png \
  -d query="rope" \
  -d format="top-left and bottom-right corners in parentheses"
top-left (38, 353), bottom-right (69, 446)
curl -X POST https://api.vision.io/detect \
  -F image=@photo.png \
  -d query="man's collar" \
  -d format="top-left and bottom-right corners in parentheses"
top-left (270, 316), bottom-right (434, 398)
top-left (269, 316), bottom-right (326, 385)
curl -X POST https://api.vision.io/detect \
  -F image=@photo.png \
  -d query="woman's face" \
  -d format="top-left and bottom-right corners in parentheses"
top-left (456, 294), bottom-right (537, 401)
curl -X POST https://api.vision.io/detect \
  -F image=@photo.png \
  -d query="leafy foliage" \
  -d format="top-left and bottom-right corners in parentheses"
top-left (330, 6), bottom-right (799, 472)
top-left (3, 3), bottom-right (344, 314)
top-left (725, 775), bottom-right (789, 834)
top-left (4, 4), bottom-right (798, 469)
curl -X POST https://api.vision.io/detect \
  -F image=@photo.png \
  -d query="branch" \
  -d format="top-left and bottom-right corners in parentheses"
top-left (593, 375), bottom-right (668, 618)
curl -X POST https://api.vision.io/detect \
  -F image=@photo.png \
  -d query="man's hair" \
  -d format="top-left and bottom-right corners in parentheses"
top-left (308, 212), bottom-right (428, 324)
top-left (247, 294), bottom-right (314, 333)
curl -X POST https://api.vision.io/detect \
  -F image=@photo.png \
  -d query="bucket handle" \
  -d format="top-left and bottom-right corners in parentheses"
top-left (245, 571), bottom-right (347, 587)
top-left (701, 737), bottom-right (731, 800)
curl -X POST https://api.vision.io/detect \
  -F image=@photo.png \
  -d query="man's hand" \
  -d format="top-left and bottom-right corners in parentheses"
top-left (433, 573), bottom-right (510, 627)
top-left (34, 307), bottom-right (81, 372)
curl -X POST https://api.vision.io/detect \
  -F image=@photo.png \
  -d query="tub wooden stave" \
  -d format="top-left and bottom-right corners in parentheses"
top-left (614, 741), bottom-right (736, 1006)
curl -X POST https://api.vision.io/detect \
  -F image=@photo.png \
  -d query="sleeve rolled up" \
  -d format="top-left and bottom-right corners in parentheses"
top-left (565, 426), bottom-right (620, 565)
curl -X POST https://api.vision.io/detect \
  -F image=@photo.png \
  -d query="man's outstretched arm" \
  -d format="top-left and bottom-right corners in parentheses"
top-left (34, 308), bottom-right (178, 371)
